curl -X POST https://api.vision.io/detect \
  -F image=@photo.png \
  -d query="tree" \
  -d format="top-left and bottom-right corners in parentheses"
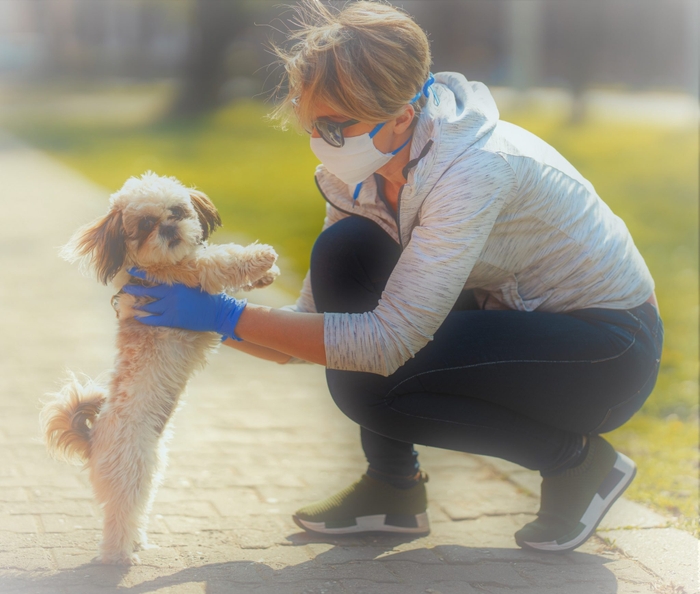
top-left (169, 0), bottom-right (254, 118)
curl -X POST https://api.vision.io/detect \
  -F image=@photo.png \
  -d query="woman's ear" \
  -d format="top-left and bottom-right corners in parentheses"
top-left (189, 190), bottom-right (222, 241)
top-left (61, 209), bottom-right (126, 285)
top-left (394, 104), bottom-right (416, 135)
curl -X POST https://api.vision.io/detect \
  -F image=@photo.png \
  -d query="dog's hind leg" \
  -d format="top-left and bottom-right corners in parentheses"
top-left (90, 411), bottom-right (159, 565)
top-left (133, 427), bottom-right (171, 552)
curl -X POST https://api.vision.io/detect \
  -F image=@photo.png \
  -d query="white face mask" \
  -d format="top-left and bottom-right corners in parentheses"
top-left (308, 73), bottom-right (437, 186)
top-left (310, 122), bottom-right (406, 186)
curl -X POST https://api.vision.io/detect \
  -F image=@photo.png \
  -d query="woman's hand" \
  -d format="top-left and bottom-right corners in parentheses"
top-left (122, 268), bottom-right (247, 341)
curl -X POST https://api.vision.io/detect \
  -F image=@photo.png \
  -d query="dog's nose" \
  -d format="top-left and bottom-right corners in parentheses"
top-left (159, 225), bottom-right (178, 240)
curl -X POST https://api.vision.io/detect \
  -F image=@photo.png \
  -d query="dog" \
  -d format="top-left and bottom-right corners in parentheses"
top-left (40, 172), bottom-right (279, 564)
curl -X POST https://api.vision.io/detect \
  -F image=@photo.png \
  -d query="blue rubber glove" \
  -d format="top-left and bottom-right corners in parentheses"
top-left (122, 268), bottom-right (247, 341)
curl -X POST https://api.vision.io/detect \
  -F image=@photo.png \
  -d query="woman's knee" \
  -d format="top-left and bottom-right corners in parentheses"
top-left (310, 216), bottom-right (400, 313)
top-left (326, 369), bottom-right (390, 426)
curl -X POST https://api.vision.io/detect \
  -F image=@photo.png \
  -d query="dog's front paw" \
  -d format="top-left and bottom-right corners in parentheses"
top-left (247, 243), bottom-right (278, 274)
top-left (244, 264), bottom-right (280, 290)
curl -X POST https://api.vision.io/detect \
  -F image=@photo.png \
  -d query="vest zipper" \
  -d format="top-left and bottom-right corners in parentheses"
top-left (314, 176), bottom-right (355, 217)
top-left (314, 175), bottom-right (401, 246)
top-left (396, 184), bottom-right (404, 250)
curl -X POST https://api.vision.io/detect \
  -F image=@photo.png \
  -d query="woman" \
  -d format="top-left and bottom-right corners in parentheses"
top-left (124, 1), bottom-right (663, 552)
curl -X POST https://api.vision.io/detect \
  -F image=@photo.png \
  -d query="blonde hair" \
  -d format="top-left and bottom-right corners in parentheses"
top-left (269, 0), bottom-right (432, 131)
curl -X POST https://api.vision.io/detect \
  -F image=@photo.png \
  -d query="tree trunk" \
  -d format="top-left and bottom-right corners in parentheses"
top-left (169, 0), bottom-right (249, 118)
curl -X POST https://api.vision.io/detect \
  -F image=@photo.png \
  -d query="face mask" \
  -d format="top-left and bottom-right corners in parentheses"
top-left (308, 74), bottom-right (438, 186)
top-left (310, 122), bottom-right (410, 186)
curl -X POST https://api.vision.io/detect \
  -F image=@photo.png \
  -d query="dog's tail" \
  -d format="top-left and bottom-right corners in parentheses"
top-left (41, 372), bottom-right (107, 464)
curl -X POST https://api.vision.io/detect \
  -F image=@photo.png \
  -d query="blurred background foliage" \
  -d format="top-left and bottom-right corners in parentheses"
top-left (0, 0), bottom-right (697, 534)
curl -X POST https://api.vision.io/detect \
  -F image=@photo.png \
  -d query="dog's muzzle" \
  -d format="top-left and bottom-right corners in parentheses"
top-left (160, 224), bottom-right (182, 248)
top-left (159, 224), bottom-right (179, 240)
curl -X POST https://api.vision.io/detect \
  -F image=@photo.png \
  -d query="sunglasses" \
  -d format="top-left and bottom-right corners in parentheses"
top-left (312, 117), bottom-right (360, 148)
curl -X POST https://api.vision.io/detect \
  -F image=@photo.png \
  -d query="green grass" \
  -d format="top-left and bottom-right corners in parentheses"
top-left (7, 94), bottom-right (698, 535)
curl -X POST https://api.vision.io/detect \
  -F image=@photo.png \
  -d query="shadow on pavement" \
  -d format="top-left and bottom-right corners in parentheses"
top-left (0, 533), bottom-right (620, 594)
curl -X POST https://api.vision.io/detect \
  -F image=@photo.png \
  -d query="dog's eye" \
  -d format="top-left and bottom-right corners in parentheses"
top-left (138, 217), bottom-right (156, 233)
top-left (169, 206), bottom-right (185, 220)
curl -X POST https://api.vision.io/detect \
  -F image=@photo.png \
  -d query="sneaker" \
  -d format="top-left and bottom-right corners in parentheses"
top-left (292, 472), bottom-right (430, 535)
top-left (514, 435), bottom-right (636, 553)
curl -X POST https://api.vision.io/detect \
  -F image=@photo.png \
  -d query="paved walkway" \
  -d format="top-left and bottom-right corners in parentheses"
top-left (0, 135), bottom-right (697, 593)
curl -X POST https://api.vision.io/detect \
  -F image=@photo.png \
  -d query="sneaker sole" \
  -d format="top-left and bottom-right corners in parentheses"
top-left (518, 452), bottom-right (636, 553)
top-left (292, 511), bottom-right (430, 535)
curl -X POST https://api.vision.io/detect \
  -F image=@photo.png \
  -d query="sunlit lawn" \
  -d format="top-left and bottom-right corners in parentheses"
top-left (7, 94), bottom-right (698, 535)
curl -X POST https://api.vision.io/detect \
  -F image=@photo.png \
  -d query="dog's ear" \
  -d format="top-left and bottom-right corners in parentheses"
top-left (61, 208), bottom-right (126, 285)
top-left (189, 190), bottom-right (222, 241)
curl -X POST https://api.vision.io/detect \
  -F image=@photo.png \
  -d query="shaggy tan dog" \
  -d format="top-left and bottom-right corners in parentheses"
top-left (41, 173), bottom-right (278, 564)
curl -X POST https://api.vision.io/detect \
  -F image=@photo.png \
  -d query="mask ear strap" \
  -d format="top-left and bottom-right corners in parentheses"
top-left (369, 122), bottom-right (385, 139)
top-left (411, 73), bottom-right (439, 106)
top-left (390, 135), bottom-right (412, 156)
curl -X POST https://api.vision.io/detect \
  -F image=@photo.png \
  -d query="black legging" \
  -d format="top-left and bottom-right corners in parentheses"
top-left (310, 216), bottom-right (663, 476)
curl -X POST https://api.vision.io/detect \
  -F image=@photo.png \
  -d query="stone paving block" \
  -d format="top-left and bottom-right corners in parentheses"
top-left (40, 514), bottom-right (101, 533)
top-left (375, 546), bottom-right (443, 565)
top-left (134, 545), bottom-right (190, 569)
top-left (598, 498), bottom-right (672, 530)
top-left (129, 582), bottom-right (205, 594)
top-left (0, 474), bottom-right (84, 489)
top-left (0, 462), bottom-right (22, 478)
top-left (287, 530), bottom-right (438, 550)
top-left (190, 470), bottom-right (307, 489)
top-left (50, 546), bottom-right (98, 569)
top-left (338, 579), bottom-right (481, 594)
top-left (303, 542), bottom-right (438, 566)
top-left (136, 561), bottom-right (266, 586)
top-left (237, 531), bottom-right (290, 550)
top-left (0, 488), bottom-right (28, 502)
top-left (255, 485), bottom-right (329, 505)
top-left (431, 544), bottom-right (584, 566)
top-left (148, 529), bottom-right (237, 550)
top-left (597, 527), bottom-right (699, 594)
top-left (480, 585), bottom-right (638, 594)
top-left (429, 512), bottom-right (533, 549)
top-left (235, 544), bottom-right (314, 571)
top-left (382, 559), bottom-right (530, 588)
top-left (439, 480), bottom-right (539, 520)
top-left (600, 558), bottom-right (660, 586)
top-left (0, 574), bottom-right (29, 594)
top-left (5, 500), bottom-right (96, 517)
top-left (205, 489), bottom-right (271, 517)
top-left (502, 470), bottom-right (542, 496)
top-left (278, 459), bottom-right (369, 476)
top-left (14, 531), bottom-right (100, 552)
top-left (146, 514), bottom-right (170, 535)
top-left (177, 544), bottom-right (245, 567)
top-left (163, 515), bottom-right (225, 534)
top-left (119, 565), bottom-right (213, 589)
top-left (0, 547), bottom-right (53, 571)
top-left (0, 532), bottom-right (41, 552)
top-left (269, 559), bottom-right (400, 584)
top-left (0, 514), bottom-right (38, 533)
top-left (27, 487), bottom-right (94, 503)
top-left (571, 535), bottom-right (621, 559)
top-left (615, 581), bottom-right (666, 594)
top-left (425, 505), bottom-right (453, 524)
top-left (510, 561), bottom-right (621, 587)
top-left (205, 579), bottom-right (338, 594)
top-left (154, 500), bottom-right (219, 518)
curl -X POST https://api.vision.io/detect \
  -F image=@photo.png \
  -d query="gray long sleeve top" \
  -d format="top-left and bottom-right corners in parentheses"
top-left (287, 72), bottom-right (654, 377)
